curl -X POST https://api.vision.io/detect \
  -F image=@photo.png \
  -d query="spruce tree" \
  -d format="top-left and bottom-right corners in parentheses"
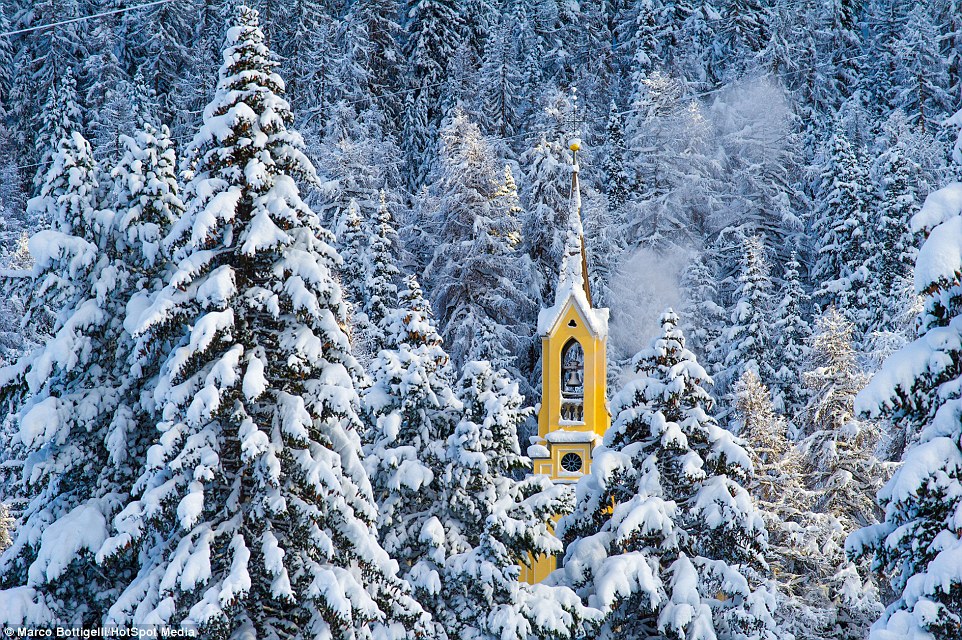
top-left (436, 361), bottom-right (594, 640)
top-left (478, 13), bottom-right (522, 139)
top-left (770, 250), bottom-right (812, 420)
top-left (721, 234), bottom-right (775, 394)
top-left (347, 0), bottom-right (404, 121)
top-left (120, 0), bottom-right (194, 118)
top-left (362, 275), bottom-right (459, 635)
top-left (365, 277), bottom-right (594, 639)
top-left (425, 109), bottom-right (535, 378)
top-left (601, 101), bottom-right (631, 213)
top-left (32, 68), bottom-right (82, 194)
top-left (361, 190), bottom-right (402, 350)
top-left (8, 0), bottom-right (86, 168)
top-left (521, 133), bottom-right (572, 307)
top-left (0, 504), bottom-right (11, 552)
top-left (0, 130), bottom-right (129, 625)
top-left (864, 111), bottom-right (922, 338)
top-left (91, 9), bottom-right (427, 636)
top-left (679, 252), bottom-right (726, 370)
top-left (800, 310), bottom-right (887, 639)
top-left (811, 120), bottom-right (873, 333)
top-left (401, 0), bottom-right (464, 189)
top-left (734, 370), bottom-right (837, 640)
top-left (83, 21), bottom-right (137, 161)
top-left (849, 180), bottom-right (962, 640)
top-left (557, 309), bottom-right (777, 640)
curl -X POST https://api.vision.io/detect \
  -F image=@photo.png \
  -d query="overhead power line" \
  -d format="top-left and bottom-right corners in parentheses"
top-left (0, 0), bottom-right (174, 38)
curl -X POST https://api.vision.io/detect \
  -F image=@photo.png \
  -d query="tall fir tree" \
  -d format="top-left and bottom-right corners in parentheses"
top-left (557, 310), bottom-right (777, 640)
top-left (401, 0), bottom-right (464, 190)
top-left (32, 68), bottom-right (82, 194)
top-left (425, 109), bottom-right (535, 379)
top-left (83, 20), bottom-right (138, 162)
top-left (800, 309), bottom-right (887, 639)
top-left (849, 180), bottom-right (962, 640)
top-left (360, 190), bottom-right (402, 350)
top-left (521, 133), bottom-right (572, 307)
top-left (770, 250), bottom-right (812, 420)
top-left (811, 119), bottom-right (873, 335)
top-left (87, 9), bottom-right (428, 636)
top-left (735, 370), bottom-right (842, 640)
top-left (864, 111), bottom-right (922, 338)
top-left (679, 252), bottom-right (726, 372)
top-left (0, 129), bottom-right (136, 625)
top-left (477, 12), bottom-right (523, 139)
top-left (721, 234), bottom-right (776, 396)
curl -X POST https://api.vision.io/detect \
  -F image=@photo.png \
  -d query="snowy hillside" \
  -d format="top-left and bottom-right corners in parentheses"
top-left (0, 0), bottom-right (959, 638)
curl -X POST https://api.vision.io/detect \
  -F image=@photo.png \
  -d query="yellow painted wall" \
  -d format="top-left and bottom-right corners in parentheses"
top-left (523, 299), bottom-right (609, 584)
top-left (537, 301), bottom-right (610, 444)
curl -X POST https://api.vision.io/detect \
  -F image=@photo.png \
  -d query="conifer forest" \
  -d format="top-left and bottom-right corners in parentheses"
top-left (1, 0), bottom-right (962, 638)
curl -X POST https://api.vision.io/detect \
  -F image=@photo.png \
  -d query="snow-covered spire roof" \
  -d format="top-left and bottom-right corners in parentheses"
top-left (537, 137), bottom-right (609, 339)
top-left (558, 137), bottom-right (590, 305)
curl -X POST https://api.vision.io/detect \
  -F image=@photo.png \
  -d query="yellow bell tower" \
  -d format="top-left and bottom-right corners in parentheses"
top-left (520, 138), bottom-right (610, 584)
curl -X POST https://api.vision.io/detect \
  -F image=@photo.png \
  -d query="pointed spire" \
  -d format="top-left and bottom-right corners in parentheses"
top-left (558, 135), bottom-right (592, 306)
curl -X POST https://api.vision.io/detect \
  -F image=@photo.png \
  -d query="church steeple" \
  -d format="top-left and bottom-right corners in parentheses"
top-left (559, 137), bottom-right (592, 306)
top-left (522, 134), bottom-right (611, 584)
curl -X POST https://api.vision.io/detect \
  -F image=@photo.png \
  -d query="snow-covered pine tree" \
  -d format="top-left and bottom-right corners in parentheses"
top-left (334, 198), bottom-right (380, 363)
top-left (120, 0), bottom-right (194, 118)
top-left (715, 0), bottom-right (771, 79)
top-left (361, 190), bottom-right (402, 350)
top-left (0, 5), bottom-right (12, 109)
top-left (313, 102), bottom-right (403, 235)
top-left (848, 180), bottom-right (962, 640)
top-left (679, 251), bottom-right (726, 370)
top-left (863, 111), bottom-right (922, 339)
top-left (7, 0), bottom-right (86, 168)
top-left (168, 0), bottom-right (237, 139)
top-left (0, 129), bottom-right (128, 625)
top-left (271, 0), bottom-right (337, 127)
top-left (345, 0), bottom-right (403, 121)
top-left (581, 185), bottom-right (621, 312)
top-left (478, 12), bottom-right (522, 139)
top-left (83, 20), bottom-right (137, 162)
top-left (770, 250), bottom-right (812, 421)
top-left (401, 0), bottom-right (465, 190)
top-left (809, 0), bottom-right (864, 116)
top-left (521, 133), bottom-right (572, 307)
top-left (811, 119), bottom-right (873, 333)
top-left (734, 369), bottom-right (838, 640)
top-left (556, 309), bottom-right (777, 640)
top-left (92, 9), bottom-right (428, 637)
top-left (425, 109), bottom-right (535, 378)
top-left (799, 309), bottom-right (887, 638)
top-left (886, 5), bottom-right (952, 134)
top-left (362, 274), bottom-right (459, 637)
top-left (32, 68), bottom-right (82, 194)
top-left (721, 234), bottom-right (776, 396)
top-left (0, 503), bottom-right (11, 552)
top-left (735, 372), bottom-right (805, 604)
top-left (436, 360), bottom-right (595, 640)
top-left (601, 101), bottom-right (631, 213)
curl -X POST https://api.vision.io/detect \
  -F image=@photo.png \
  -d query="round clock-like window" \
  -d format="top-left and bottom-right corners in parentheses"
top-left (560, 452), bottom-right (583, 473)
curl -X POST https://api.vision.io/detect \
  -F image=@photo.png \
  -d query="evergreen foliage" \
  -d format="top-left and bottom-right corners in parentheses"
top-left (850, 179), bottom-right (962, 636)
top-left (80, 10), bottom-right (426, 636)
top-left (556, 310), bottom-right (777, 640)
top-left (425, 110), bottom-right (535, 377)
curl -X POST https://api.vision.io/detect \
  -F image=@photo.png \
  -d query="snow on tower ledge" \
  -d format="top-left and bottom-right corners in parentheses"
top-left (537, 137), bottom-right (609, 339)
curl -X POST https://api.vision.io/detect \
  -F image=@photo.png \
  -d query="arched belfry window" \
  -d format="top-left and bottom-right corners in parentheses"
top-left (560, 339), bottom-right (585, 423)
